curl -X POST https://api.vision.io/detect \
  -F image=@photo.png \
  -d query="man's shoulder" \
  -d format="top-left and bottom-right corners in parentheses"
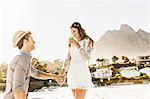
top-left (11, 54), bottom-right (28, 65)
top-left (9, 54), bottom-right (29, 70)
top-left (13, 53), bottom-right (23, 60)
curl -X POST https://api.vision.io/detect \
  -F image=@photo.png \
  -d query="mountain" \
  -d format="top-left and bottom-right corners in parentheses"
top-left (90, 24), bottom-right (150, 63)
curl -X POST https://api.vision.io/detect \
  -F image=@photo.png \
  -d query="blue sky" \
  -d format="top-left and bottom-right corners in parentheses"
top-left (0, 0), bottom-right (150, 63)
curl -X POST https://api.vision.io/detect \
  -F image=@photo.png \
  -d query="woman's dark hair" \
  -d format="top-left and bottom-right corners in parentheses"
top-left (70, 22), bottom-right (94, 48)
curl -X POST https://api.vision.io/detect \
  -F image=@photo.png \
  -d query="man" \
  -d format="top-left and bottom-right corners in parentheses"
top-left (3, 31), bottom-right (63, 99)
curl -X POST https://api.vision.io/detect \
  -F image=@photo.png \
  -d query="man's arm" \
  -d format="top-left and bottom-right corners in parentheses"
top-left (14, 92), bottom-right (26, 99)
top-left (30, 66), bottom-right (57, 80)
top-left (12, 64), bottom-right (27, 99)
top-left (31, 67), bottom-right (65, 85)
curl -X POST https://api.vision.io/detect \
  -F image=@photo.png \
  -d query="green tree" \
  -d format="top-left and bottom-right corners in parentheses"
top-left (96, 58), bottom-right (105, 66)
top-left (121, 56), bottom-right (129, 63)
top-left (112, 56), bottom-right (119, 63)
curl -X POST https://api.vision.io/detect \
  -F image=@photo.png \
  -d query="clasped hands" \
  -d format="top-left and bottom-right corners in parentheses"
top-left (54, 73), bottom-right (66, 86)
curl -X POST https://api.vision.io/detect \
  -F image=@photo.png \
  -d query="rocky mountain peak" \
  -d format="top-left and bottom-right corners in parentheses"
top-left (91, 24), bottom-right (150, 63)
top-left (120, 24), bottom-right (135, 32)
top-left (137, 29), bottom-right (147, 33)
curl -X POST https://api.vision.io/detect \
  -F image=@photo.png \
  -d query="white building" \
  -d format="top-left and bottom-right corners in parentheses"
top-left (96, 58), bottom-right (110, 67)
top-left (136, 55), bottom-right (150, 64)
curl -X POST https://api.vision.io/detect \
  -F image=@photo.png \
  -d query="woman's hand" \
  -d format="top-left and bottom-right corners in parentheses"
top-left (69, 39), bottom-right (80, 49)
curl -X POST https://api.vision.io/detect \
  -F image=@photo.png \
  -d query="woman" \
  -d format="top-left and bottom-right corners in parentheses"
top-left (59, 22), bottom-right (94, 99)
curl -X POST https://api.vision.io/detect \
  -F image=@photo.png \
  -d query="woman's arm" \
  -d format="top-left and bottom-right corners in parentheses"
top-left (69, 38), bottom-right (92, 61)
top-left (59, 50), bottom-right (71, 76)
top-left (77, 38), bottom-right (93, 61)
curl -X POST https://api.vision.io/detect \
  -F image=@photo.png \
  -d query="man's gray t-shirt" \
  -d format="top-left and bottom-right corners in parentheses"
top-left (3, 50), bottom-right (32, 99)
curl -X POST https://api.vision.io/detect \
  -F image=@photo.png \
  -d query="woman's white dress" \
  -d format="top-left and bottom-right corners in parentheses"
top-left (62, 38), bottom-right (94, 89)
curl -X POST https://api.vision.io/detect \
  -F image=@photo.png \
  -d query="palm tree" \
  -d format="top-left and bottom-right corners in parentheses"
top-left (121, 56), bottom-right (129, 63)
top-left (112, 56), bottom-right (119, 63)
top-left (100, 58), bottom-right (105, 66)
top-left (124, 57), bottom-right (129, 63)
top-left (96, 58), bottom-right (105, 66)
top-left (121, 56), bottom-right (126, 63)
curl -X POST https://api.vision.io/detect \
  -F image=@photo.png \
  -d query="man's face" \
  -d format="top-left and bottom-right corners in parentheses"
top-left (26, 35), bottom-right (35, 52)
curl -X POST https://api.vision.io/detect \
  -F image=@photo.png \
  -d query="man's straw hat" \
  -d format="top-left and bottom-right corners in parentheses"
top-left (12, 30), bottom-right (31, 47)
